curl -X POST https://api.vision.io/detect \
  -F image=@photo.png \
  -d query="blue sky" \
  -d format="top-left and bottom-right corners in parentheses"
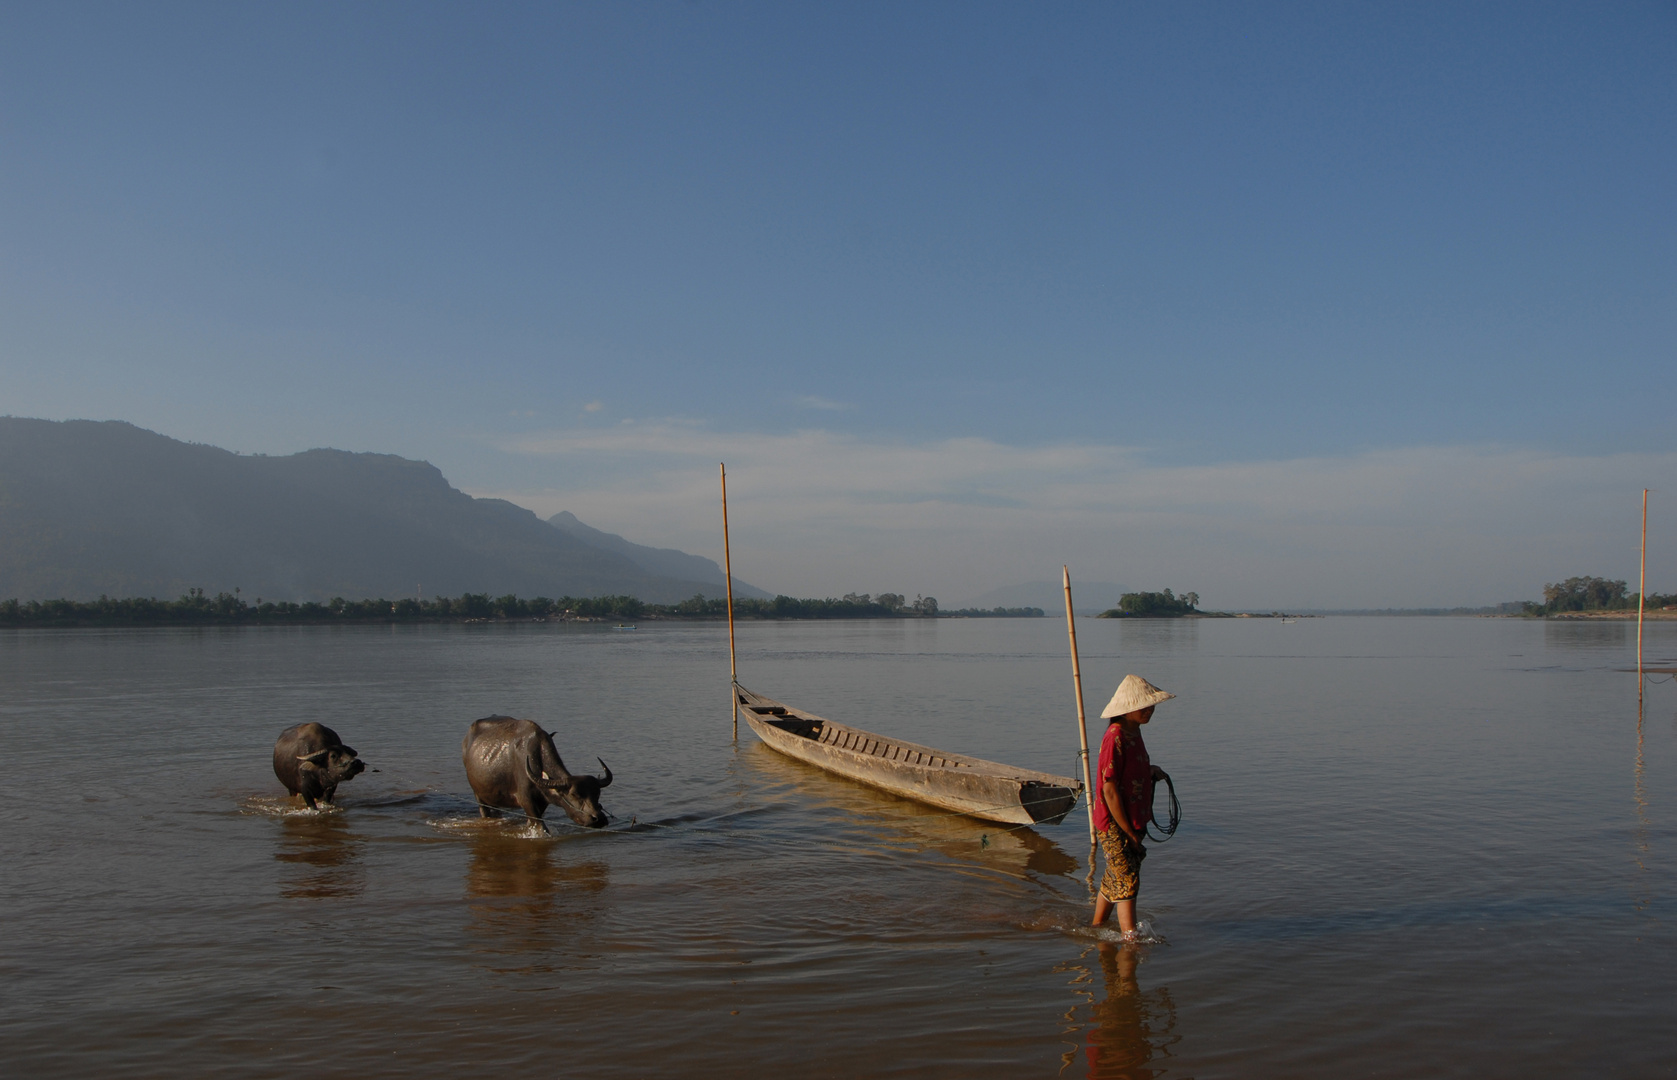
top-left (2, 2), bottom-right (1673, 606)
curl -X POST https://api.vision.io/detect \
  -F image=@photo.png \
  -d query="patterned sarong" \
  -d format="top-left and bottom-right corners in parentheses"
top-left (1097, 825), bottom-right (1144, 902)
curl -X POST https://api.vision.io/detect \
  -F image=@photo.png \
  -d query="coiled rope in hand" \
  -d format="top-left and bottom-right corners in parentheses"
top-left (1145, 771), bottom-right (1181, 843)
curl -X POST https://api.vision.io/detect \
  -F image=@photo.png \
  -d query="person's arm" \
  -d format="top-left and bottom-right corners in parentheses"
top-left (1104, 778), bottom-right (1142, 847)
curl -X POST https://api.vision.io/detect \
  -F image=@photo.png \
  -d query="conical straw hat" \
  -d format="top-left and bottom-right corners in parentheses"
top-left (1099, 674), bottom-right (1175, 719)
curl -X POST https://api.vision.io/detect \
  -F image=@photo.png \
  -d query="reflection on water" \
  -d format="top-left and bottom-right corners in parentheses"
top-left (1543, 619), bottom-right (1629, 650)
top-left (1116, 618), bottom-right (1200, 653)
top-left (1015, 827), bottom-right (1082, 878)
top-left (8, 617), bottom-right (1675, 1077)
top-left (274, 811), bottom-right (363, 899)
top-left (466, 830), bottom-right (608, 965)
top-left (1633, 696), bottom-right (1650, 912)
top-left (1071, 943), bottom-right (1177, 1080)
top-left (739, 741), bottom-right (1080, 882)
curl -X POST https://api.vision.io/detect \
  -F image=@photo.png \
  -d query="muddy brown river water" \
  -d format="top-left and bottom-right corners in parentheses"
top-left (2, 616), bottom-right (1673, 1077)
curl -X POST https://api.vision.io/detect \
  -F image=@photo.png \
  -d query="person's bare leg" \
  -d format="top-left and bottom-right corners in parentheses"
top-left (1092, 896), bottom-right (1138, 931)
top-left (1113, 898), bottom-right (1137, 935)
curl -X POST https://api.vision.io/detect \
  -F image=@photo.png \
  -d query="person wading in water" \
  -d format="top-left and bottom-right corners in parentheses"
top-left (1090, 674), bottom-right (1173, 935)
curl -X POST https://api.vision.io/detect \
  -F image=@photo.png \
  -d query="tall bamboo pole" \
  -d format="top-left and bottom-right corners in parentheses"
top-left (1063, 566), bottom-right (1097, 851)
top-left (722, 463), bottom-right (739, 740)
top-left (1638, 489), bottom-right (1648, 694)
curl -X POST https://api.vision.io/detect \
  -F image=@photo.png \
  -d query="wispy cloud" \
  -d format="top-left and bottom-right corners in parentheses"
top-left (583, 400), bottom-right (604, 413)
top-left (793, 395), bottom-right (851, 411)
top-left (474, 422), bottom-right (1676, 608)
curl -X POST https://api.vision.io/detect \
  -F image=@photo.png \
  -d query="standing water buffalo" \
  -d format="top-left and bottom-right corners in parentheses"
top-left (463, 716), bottom-right (612, 830)
top-left (273, 723), bottom-right (367, 809)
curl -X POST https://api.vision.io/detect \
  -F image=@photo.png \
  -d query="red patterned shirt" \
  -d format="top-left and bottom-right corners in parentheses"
top-left (1092, 721), bottom-right (1153, 834)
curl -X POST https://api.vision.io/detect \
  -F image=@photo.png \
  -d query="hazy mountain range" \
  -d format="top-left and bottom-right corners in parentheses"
top-left (0, 418), bottom-right (769, 604)
top-left (545, 510), bottom-right (764, 596)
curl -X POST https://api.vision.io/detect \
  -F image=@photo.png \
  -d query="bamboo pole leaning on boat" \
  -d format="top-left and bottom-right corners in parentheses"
top-left (722, 463), bottom-right (739, 741)
top-left (1064, 566), bottom-right (1097, 852)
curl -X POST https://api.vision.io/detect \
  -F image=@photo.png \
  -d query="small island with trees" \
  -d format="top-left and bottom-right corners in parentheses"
top-left (1096, 589), bottom-right (1201, 618)
top-left (1091, 589), bottom-right (1308, 619)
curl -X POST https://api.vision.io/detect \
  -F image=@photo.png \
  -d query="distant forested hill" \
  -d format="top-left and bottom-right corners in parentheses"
top-left (0, 418), bottom-right (736, 603)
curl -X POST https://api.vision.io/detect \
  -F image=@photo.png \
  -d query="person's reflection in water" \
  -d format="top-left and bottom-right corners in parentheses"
top-left (274, 811), bottom-right (363, 899)
top-left (466, 830), bottom-right (608, 966)
top-left (1083, 942), bottom-right (1176, 1080)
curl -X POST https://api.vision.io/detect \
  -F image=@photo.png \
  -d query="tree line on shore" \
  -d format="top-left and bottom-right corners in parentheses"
top-left (18, 576), bottom-right (1670, 624)
top-left (0, 589), bottom-right (1045, 627)
top-left (1076, 577), bottom-right (1677, 619)
top-left (1522, 576), bottom-right (1676, 616)
top-left (1086, 578), bottom-right (1677, 619)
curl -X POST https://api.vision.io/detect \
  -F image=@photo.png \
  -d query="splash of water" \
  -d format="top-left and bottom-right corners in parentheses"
top-left (239, 795), bottom-right (343, 818)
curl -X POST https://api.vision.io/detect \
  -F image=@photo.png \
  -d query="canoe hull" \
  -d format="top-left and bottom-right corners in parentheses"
top-left (737, 686), bottom-right (1079, 826)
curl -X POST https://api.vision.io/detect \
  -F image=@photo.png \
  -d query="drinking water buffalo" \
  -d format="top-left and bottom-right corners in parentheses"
top-left (273, 723), bottom-right (367, 810)
top-left (462, 716), bottom-right (612, 830)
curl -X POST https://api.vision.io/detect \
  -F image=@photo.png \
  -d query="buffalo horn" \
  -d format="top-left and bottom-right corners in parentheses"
top-left (596, 758), bottom-right (612, 788)
top-left (296, 750), bottom-right (332, 765)
top-left (527, 758), bottom-right (572, 791)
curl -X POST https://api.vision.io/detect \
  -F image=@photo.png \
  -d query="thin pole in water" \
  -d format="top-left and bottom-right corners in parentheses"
top-left (1063, 566), bottom-right (1097, 852)
top-left (1639, 488), bottom-right (1648, 698)
top-left (722, 463), bottom-right (739, 741)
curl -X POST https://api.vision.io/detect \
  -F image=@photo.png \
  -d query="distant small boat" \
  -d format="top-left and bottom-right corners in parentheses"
top-left (735, 683), bottom-right (1081, 826)
top-left (613, 624), bottom-right (637, 630)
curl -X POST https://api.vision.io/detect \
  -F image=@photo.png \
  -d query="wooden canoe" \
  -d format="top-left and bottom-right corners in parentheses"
top-left (735, 683), bottom-right (1081, 826)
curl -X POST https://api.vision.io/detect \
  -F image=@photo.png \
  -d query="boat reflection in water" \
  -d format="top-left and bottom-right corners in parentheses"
top-left (740, 740), bottom-right (1079, 881)
top-left (274, 810), bottom-right (363, 900)
top-left (1080, 942), bottom-right (1178, 1080)
top-left (465, 829), bottom-right (608, 963)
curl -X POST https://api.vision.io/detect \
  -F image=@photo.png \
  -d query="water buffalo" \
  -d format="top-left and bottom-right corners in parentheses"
top-left (462, 716), bottom-right (612, 830)
top-left (273, 723), bottom-right (366, 810)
